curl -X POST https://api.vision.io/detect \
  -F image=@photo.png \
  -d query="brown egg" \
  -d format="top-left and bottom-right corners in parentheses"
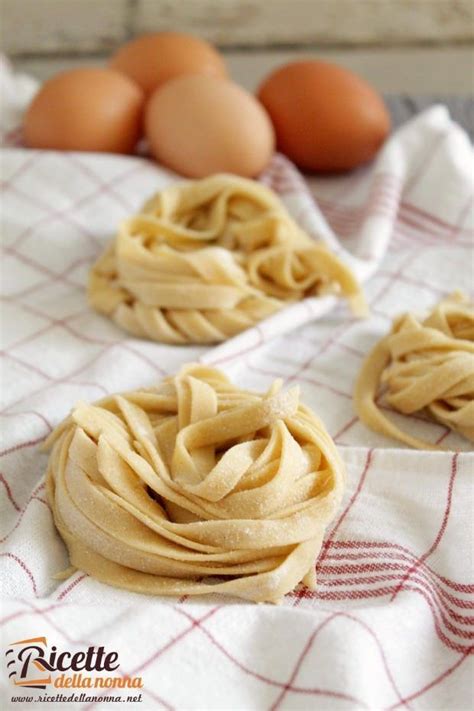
top-left (258, 60), bottom-right (391, 172)
top-left (24, 68), bottom-right (144, 154)
top-left (110, 32), bottom-right (227, 96)
top-left (145, 75), bottom-right (275, 179)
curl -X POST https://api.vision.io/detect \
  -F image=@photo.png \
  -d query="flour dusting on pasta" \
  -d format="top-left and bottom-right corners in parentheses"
top-left (88, 174), bottom-right (366, 344)
top-left (44, 364), bottom-right (345, 603)
top-left (354, 293), bottom-right (474, 450)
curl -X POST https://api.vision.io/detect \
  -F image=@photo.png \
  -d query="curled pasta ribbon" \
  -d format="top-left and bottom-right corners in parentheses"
top-left (88, 174), bottom-right (366, 344)
top-left (354, 294), bottom-right (474, 450)
top-left (44, 364), bottom-right (345, 603)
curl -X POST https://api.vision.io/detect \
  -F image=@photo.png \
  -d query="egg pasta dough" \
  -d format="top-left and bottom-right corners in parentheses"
top-left (354, 294), bottom-right (474, 450)
top-left (88, 174), bottom-right (366, 344)
top-left (44, 364), bottom-right (345, 603)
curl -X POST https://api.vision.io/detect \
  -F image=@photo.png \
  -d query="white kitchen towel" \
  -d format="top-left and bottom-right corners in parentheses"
top-left (1, 58), bottom-right (473, 710)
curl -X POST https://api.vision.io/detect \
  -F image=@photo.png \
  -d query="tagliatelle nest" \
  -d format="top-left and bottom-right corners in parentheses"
top-left (88, 174), bottom-right (365, 344)
top-left (354, 293), bottom-right (474, 450)
top-left (44, 364), bottom-right (345, 603)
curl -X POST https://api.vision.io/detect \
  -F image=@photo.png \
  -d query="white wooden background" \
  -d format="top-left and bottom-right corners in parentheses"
top-left (1, 1), bottom-right (473, 95)
top-left (1, 0), bottom-right (473, 55)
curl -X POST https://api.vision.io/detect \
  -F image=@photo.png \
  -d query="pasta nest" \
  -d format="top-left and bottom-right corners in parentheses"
top-left (45, 364), bottom-right (345, 603)
top-left (88, 174), bottom-right (365, 344)
top-left (354, 293), bottom-right (474, 450)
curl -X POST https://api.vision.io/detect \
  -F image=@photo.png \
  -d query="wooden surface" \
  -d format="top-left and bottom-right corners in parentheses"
top-left (384, 94), bottom-right (473, 137)
top-left (1, 0), bottom-right (473, 56)
top-left (14, 46), bottom-right (474, 96)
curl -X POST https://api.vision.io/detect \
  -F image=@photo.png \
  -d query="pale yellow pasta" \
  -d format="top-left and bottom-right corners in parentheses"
top-left (88, 174), bottom-right (366, 344)
top-left (354, 293), bottom-right (474, 450)
top-left (44, 364), bottom-right (345, 603)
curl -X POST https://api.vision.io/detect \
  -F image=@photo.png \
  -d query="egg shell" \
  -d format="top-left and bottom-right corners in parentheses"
top-left (24, 68), bottom-right (144, 154)
top-left (258, 60), bottom-right (391, 172)
top-left (145, 74), bottom-right (275, 179)
top-left (110, 32), bottom-right (227, 96)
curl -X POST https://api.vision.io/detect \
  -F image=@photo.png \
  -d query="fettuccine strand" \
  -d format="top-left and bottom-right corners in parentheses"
top-left (354, 293), bottom-right (474, 450)
top-left (44, 364), bottom-right (345, 603)
top-left (88, 174), bottom-right (366, 344)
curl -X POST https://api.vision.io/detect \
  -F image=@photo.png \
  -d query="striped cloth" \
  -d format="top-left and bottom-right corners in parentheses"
top-left (1, 58), bottom-right (473, 710)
